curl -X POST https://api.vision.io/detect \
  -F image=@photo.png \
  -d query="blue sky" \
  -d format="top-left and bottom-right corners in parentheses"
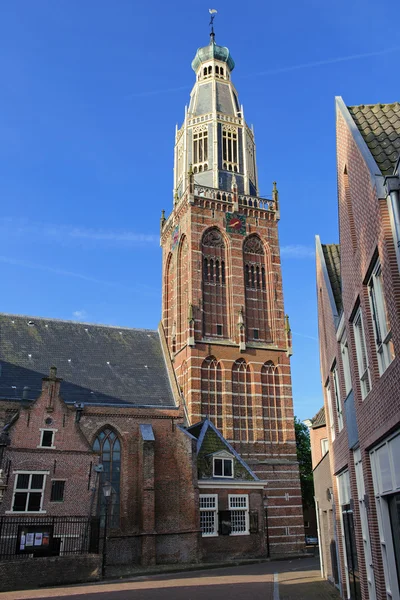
top-left (1, 0), bottom-right (399, 421)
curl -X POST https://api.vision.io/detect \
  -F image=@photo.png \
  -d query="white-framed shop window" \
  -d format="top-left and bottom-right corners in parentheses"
top-left (199, 494), bottom-right (218, 537)
top-left (353, 308), bottom-right (371, 399)
top-left (353, 448), bottom-right (376, 600)
top-left (370, 432), bottom-right (400, 600)
top-left (228, 494), bottom-right (249, 535)
top-left (340, 335), bottom-right (353, 397)
top-left (332, 364), bottom-right (344, 432)
top-left (10, 471), bottom-right (48, 513)
top-left (368, 260), bottom-right (395, 375)
top-left (326, 381), bottom-right (335, 442)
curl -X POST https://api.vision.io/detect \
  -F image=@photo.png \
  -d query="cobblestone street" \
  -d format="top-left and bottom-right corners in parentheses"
top-left (2, 557), bottom-right (340, 600)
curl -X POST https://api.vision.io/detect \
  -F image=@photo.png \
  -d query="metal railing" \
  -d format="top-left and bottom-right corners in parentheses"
top-left (0, 515), bottom-right (100, 561)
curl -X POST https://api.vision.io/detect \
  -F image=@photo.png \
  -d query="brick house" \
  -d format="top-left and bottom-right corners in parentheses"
top-left (308, 407), bottom-right (339, 588)
top-left (316, 99), bottom-right (400, 599)
top-left (0, 30), bottom-right (304, 578)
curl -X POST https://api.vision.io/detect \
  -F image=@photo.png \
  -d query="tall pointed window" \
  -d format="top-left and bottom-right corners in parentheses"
top-left (222, 126), bottom-right (238, 172)
top-left (232, 359), bottom-right (253, 443)
top-left (243, 236), bottom-right (270, 342)
top-left (201, 356), bottom-right (223, 431)
top-left (261, 361), bottom-right (282, 443)
top-left (193, 126), bottom-right (208, 173)
top-left (164, 253), bottom-right (174, 348)
top-left (93, 428), bottom-right (121, 528)
top-left (177, 236), bottom-right (189, 348)
top-left (202, 228), bottom-right (228, 339)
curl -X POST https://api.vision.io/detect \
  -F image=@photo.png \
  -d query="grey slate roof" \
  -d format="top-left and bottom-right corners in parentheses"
top-left (0, 314), bottom-right (175, 408)
top-left (348, 103), bottom-right (400, 176)
top-left (322, 244), bottom-right (342, 313)
top-left (312, 407), bottom-right (326, 429)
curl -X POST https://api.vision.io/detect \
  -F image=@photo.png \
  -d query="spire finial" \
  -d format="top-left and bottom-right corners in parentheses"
top-left (209, 9), bottom-right (217, 42)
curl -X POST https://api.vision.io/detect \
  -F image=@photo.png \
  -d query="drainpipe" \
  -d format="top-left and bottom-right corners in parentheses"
top-left (314, 496), bottom-right (324, 578)
top-left (385, 175), bottom-right (400, 271)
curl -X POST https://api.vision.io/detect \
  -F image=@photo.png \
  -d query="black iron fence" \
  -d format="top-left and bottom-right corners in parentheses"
top-left (0, 515), bottom-right (100, 561)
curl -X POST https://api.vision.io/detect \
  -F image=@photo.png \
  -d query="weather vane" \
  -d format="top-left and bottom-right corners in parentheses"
top-left (209, 8), bottom-right (217, 37)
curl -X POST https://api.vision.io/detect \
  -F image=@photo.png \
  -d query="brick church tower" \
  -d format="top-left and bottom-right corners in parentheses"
top-left (160, 30), bottom-right (304, 554)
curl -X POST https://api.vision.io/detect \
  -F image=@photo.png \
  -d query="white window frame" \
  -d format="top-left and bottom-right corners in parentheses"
top-left (222, 125), bottom-right (239, 172)
top-left (326, 381), bottom-right (335, 442)
top-left (353, 308), bottom-right (371, 399)
top-left (368, 260), bottom-right (394, 375)
top-left (340, 335), bottom-right (353, 398)
top-left (9, 471), bottom-right (48, 514)
top-left (199, 494), bottom-right (218, 537)
top-left (321, 438), bottom-right (329, 457)
top-left (193, 126), bottom-right (208, 172)
top-left (336, 469), bottom-right (351, 600)
top-left (38, 428), bottom-right (57, 449)
top-left (228, 494), bottom-right (249, 536)
top-left (213, 456), bottom-right (234, 478)
top-left (332, 364), bottom-right (344, 432)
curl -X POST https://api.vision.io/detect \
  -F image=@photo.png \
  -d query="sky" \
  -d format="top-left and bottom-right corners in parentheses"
top-left (1, 0), bottom-right (400, 422)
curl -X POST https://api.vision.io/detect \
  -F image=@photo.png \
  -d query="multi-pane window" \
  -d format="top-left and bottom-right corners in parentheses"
top-left (368, 261), bottom-right (395, 375)
top-left (353, 308), bottom-right (371, 399)
top-left (93, 428), bottom-right (121, 528)
top-left (340, 336), bottom-right (353, 397)
top-left (222, 126), bottom-right (238, 172)
top-left (12, 472), bottom-right (46, 512)
top-left (213, 457), bottom-right (233, 478)
top-left (193, 128), bottom-right (208, 172)
top-left (332, 364), bottom-right (344, 432)
top-left (321, 438), bottom-right (329, 456)
top-left (229, 495), bottom-right (249, 535)
top-left (50, 480), bottom-right (65, 502)
top-left (326, 382), bottom-right (335, 442)
top-left (199, 494), bottom-right (218, 536)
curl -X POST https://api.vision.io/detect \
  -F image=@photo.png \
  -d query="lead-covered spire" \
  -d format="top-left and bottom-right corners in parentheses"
top-left (173, 35), bottom-right (258, 202)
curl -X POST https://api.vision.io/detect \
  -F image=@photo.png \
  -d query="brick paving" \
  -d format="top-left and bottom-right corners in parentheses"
top-left (1, 557), bottom-right (340, 600)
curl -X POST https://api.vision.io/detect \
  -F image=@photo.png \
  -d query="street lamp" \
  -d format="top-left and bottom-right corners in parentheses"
top-left (101, 481), bottom-right (112, 578)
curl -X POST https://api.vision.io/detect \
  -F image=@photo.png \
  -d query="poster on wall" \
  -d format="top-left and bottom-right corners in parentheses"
top-left (16, 525), bottom-right (54, 556)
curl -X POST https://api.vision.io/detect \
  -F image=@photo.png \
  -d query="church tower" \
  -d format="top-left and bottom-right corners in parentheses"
top-left (160, 30), bottom-right (304, 554)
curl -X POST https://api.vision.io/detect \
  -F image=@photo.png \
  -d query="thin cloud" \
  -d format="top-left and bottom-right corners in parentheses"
top-left (72, 309), bottom-right (88, 319)
top-left (281, 245), bottom-right (315, 259)
top-left (0, 218), bottom-right (159, 247)
top-left (0, 256), bottom-right (132, 289)
top-left (244, 46), bottom-right (400, 78)
top-left (292, 331), bottom-right (319, 342)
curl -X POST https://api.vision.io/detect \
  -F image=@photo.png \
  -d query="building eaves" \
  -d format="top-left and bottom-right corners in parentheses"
top-left (348, 102), bottom-right (400, 177)
top-left (311, 407), bottom-right (326, 429)
top-left (321, 244), bottom-right (342, 314)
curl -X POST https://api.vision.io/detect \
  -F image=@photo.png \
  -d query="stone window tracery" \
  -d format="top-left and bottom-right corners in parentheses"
top-left (232, 359), bottom-right (253, 443)
top-left (261, 361), bottom-right (282, 443)
top-left (202, 229), bottom-right (228, 338)
top-left (222, 125), bottom-right (238, 172)
top-left (243, 236), bottom-right (270, 341)
top-left (193, 125), bottom-right (208, 173)
top-left (93, 428), bottom-right (121, 528)
top-left (201, 356), bottom-right (223, 431)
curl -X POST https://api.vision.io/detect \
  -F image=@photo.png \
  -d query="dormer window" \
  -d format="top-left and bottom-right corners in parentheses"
top-left (213, 456), bottom-right (233, 478)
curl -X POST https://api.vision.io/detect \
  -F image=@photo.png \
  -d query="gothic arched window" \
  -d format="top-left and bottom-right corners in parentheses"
top-left (202, 228), bottom-right (228, 339)
top-left (201, 356), bottom-right (223, 432)
top-left (243, 235), bottom-right (270, 342)
top-left (93, 428), bottom-right (121, 528)
top-left (177, 236), bottom-right (189, 349)
top-left (164, 253), bottom-right (174, 348)
top-left (232, 359), bottom-right (253, 443)
top-left (261, 362), bottom-right (282, 443)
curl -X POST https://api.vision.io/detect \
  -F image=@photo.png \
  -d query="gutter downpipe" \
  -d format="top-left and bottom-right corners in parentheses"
top-left (385, 175), bottom-right (400, 272)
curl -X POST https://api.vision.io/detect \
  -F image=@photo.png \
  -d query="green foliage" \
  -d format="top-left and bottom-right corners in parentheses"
top-left (294, 416), bottom-right (314, 509)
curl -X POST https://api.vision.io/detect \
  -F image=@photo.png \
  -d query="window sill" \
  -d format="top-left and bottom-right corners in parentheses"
top-left (6, 510), bottom-right (47, 514)
top-left (230, 532), bottom-right (250, 536)
top-left (201, 533), bottom-right (219, 537)
top-left (36, 445), bottom-right (56, 450)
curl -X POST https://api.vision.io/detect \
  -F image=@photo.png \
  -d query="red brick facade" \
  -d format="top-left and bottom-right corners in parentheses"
top-left (316, 98), bottom-right (400, 600)
top-left (160, 179), bottom-right (304, 554)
